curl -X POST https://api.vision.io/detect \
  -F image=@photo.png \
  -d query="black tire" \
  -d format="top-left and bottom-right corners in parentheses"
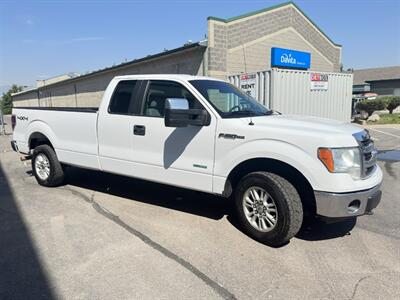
top-left (234, 172), bottom-right (303, 247)
top-left (31, 144), bottom-right (65, 187)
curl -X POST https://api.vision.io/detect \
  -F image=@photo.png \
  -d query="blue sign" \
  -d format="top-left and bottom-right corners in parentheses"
top-left (271, 47), bottom-right (311, 69)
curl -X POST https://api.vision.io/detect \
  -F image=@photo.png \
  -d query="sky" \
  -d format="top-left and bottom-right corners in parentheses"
top-left (0, 0), bottom-right (399, 91)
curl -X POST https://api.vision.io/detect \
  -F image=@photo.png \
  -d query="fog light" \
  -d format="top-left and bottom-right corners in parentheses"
top-left (348, 200), bottom-right (361, 213)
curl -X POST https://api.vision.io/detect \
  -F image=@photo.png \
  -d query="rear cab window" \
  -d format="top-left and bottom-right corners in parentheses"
top-left (108, 80), bottom-right (143, 115)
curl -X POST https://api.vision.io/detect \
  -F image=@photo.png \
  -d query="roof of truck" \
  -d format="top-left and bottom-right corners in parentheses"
top-left (113, 74), bottom-right (226, 82)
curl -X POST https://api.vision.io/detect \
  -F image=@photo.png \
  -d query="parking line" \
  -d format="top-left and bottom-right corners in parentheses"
top-left (368, 128), bottom-right (400, 139)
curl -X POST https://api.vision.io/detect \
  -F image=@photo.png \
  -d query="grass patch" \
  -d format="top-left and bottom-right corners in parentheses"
top-left (368, 113), bottom-right (400, 124)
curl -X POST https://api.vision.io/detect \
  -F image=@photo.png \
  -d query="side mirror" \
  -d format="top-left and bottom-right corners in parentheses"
top-left (164, 98), bottom-right (210, 128)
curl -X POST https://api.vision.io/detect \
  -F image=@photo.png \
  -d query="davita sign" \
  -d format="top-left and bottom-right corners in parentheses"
top-left (271, 47), bottom-right (311, 69)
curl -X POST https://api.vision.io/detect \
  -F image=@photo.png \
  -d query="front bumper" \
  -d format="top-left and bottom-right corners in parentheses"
top-left (314, 183), bottom-right (382, 218)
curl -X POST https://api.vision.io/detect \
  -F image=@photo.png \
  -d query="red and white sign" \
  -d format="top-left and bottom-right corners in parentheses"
top-left (310, 73), bottom-right (329, 91)
top-left (240, 73), bottom-right (257, 98)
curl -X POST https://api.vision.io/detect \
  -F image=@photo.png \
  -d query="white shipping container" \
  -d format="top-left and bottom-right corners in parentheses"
top-left (229, 68), bottom-right (353, 122)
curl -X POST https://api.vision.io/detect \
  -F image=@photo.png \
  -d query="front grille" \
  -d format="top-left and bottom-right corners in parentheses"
top-left (361, 139), bottom-right (377, 177)
top-left (353, 130), bottom-right (377, 178)
top-left (364, 152), bottom-right (372, 161)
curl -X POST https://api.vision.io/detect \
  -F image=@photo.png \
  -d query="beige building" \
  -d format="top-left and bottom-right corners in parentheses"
top-left (36, 73), bottom-right (80, 88)
top-left (13, 2), bottom-right (342, 107)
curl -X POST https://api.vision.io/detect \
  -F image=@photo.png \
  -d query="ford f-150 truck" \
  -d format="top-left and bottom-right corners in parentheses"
top-left (11, 75), bottom-right (382, 246)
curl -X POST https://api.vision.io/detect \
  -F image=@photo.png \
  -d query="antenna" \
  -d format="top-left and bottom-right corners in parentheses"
top-left (248, 117), bottom-right (254, 126)
top-left (241, 32), bottom-right (247, 73)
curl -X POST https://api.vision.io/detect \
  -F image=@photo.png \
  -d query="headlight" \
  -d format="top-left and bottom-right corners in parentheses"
top-left (318, 147), bottom-right (361, 179)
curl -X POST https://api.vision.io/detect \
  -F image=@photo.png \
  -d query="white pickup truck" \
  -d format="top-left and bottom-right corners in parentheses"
top-left (11, 75), bottom-right (382, 246)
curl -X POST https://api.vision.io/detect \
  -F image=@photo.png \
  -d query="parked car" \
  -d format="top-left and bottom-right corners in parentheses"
top-left (11, 75), bottom-right (382, 246)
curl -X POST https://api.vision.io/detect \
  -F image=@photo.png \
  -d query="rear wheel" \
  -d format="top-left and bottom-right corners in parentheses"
top-left (234, 172), bottom-right (303, 247)
top-left (32, 144), bottom-right (65, 187)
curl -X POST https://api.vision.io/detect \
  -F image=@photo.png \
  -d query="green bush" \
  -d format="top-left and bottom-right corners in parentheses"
top-left (355, 98), bottom-right (386, 117)
top-left (1, 85), bottom-right (23, 115)
top-left (386, 96), bottom-right (400, 114)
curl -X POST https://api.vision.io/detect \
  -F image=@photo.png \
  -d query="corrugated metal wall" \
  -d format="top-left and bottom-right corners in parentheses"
top-left (229, 72), bottom-right (271, 106)
top-left (270, 69), bottom-right (353, 121)
top-left (229, 69), bottom-right (353, 122)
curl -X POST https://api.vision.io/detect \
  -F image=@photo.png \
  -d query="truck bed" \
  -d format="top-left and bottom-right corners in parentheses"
top-left (12, 106), bottom-right (100, 170)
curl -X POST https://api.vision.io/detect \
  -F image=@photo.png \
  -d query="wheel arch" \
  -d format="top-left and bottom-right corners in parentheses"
top-left (29, 131), bottom-right (54, 151)
top-left (25, 119), bottom-right (58, 152)
top-left (225, 157), bottom-right (316, 216)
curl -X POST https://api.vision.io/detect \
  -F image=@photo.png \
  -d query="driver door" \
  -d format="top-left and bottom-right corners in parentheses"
top-left (129, 80), bottom-right (217, 193)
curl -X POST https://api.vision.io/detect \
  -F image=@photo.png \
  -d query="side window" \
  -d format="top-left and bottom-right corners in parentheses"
top-left (109, 80), bottom-right (141, 115)
top-left (142, 81), bottom-right (202, 117)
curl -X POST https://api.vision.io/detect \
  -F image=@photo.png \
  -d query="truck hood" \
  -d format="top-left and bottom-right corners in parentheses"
top-left (229, 114), bottom-right (365, 148)
top-left (246, 114), bottom-right (363, 136)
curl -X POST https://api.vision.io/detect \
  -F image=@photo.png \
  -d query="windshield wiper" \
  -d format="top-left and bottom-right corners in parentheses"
top-left (263, 109), bottom-right (281, 116)
top-left (229, 110), bottom-right (259, 116)
top-left (226, 110), bottom-right (277, 118)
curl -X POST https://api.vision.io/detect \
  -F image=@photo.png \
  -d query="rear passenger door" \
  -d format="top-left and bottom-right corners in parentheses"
top-left (97, 80), bottom-right (145, 175)
top-left (128, 80), bottom-right (217, 193)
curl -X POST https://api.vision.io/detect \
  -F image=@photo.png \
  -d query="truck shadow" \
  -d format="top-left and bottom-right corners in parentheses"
top-left (163, 126), bottom-right (201, 168)
top-left (295, 217), bottom-right (357, 241)
top-left (0, 163), bottom-right (55, 299)
top-left (64, 167), bottom-right (358, 243)
top-left (226, 214), bottom-right (357, 244)
top-left (64, 167), bottom-right (230, 221)
top-left (377, 150), bottom-right (400, 180)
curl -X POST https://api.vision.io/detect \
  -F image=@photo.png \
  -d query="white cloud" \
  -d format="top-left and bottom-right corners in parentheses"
top-left (20, 37), bottom-right (105, 46)
top-left (25, 19), bottom-right (34, 26)
top-left (44, 37), bottom-right (105, 45)
top-left (67, 37), bottom-right (105, 43)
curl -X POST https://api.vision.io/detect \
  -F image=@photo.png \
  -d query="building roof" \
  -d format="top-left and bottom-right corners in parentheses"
top-left (12, 41), bottom-right (207, 97)
top-left (207, 1), bottom-right (341, 47)
top-left (353, 66), bottom-right (400, 85)
top-left (36, 73), bottom-right (79, 88)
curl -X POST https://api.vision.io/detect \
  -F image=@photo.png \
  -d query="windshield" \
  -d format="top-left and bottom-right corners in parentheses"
top-left (189, 80), bottom-right (270, 118)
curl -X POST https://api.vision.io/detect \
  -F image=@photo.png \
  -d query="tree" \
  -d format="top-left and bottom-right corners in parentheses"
top-left (386, 96), bottom-right (400, 114)
top-left (355, 98), bottom-right (386, 117)
top-left (1, 85), bottom-right (23, 115)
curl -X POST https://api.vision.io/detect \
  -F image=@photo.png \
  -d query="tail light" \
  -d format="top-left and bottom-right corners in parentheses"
top-left (11, 114), bottom-right (16, 130)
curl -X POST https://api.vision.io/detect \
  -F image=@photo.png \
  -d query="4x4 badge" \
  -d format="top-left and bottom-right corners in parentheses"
top-left (17, 116), bottom-right (28, 121)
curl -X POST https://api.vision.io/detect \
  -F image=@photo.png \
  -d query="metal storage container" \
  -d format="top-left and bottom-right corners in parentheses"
top-left (229, 69), bottom-right (353, 122)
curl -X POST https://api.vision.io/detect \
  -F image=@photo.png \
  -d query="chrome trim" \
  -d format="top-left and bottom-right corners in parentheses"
top-left (165, 98), bottom-right (189, 110)
top-left (353, 130), bottom-right (377, 178)
top-left (353, 129), bottom-right (370, 142)
top-left (314, 183), bottom-right (382, 218)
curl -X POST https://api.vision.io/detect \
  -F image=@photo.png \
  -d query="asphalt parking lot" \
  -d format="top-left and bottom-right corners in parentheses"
top-left (1, 116), bottom-right (399, 299)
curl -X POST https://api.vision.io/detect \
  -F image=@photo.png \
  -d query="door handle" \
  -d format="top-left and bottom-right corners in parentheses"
top-left (133, 125), bottom-right (145, 136)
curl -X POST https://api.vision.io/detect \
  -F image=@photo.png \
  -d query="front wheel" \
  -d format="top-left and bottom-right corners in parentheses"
top-left (32, 144), bottom-right (65, 187)
top-left (234, 172), bottom-right (303, 247)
